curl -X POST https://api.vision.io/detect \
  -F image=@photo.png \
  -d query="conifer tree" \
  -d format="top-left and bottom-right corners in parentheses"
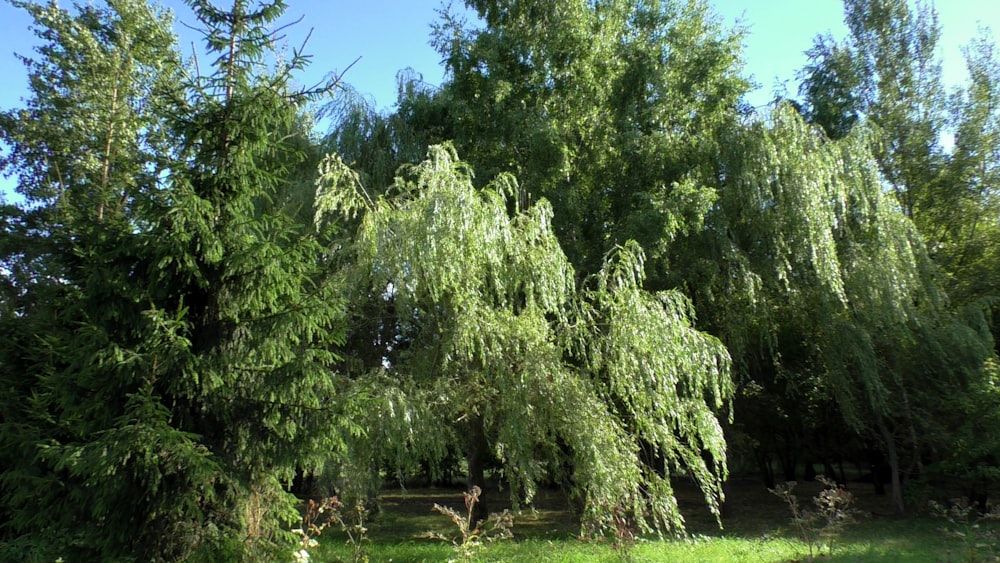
top-left (1, 0), bottom-right (185, 556)
top-left (0, 1), bottom-right (349, 559)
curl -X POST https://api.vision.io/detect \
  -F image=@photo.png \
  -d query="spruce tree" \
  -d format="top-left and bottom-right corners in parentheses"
top-left (0, 1), bottom-right (349, 559)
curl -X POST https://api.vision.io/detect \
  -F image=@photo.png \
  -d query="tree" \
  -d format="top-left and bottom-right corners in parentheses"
top-left (317, 142), bottom-right (733, 535)
top-left (372, 0), bottom-right (750, 285)
top-left (0, 0), bottom-right (184, 555)
top-left (937, 29), bottom-right (1000, 306)
top-left (921, 29), bottom-right (1000, 502)
top-left (798, 33), bottom-right (864, 140)
top-left (794, 1), bottom-right (1000, 512)
top-left (322, 69), bottom-right (441, 197)
top-left (0, 0), bottom-right (350, 559)
top-left (798, 0), bottom-right (947, 220)
top-left (321, 5), bottom-right (750, 521)
top-left (798, 2), bottom-right (1000, 313)
top-left (666, 104), bottom-right (996, 513)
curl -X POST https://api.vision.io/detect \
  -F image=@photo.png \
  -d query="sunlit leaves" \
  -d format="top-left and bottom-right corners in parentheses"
top-left (702, 105), bottom-right (944, 420)
top-left (2, 0), bottom-right (178, 215)
top-left (318, 143), bottom-right (732, 534)
top-left (938, 29), bottom-right (1000, 304)
top-left (794, 5), bottom-right (1000, 501)
top-left (573, 241), bottom-right (732, 522)
top-left (0, 1), bottom-right (351, 559)
top-left (419, 0), bottom-right (748, 282)
top-left (799, 0), bottom-right (947, 219)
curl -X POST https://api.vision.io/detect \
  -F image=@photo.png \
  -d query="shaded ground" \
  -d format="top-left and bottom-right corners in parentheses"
top-left (355, 474), bottom-right (926, 542)
top-left (315, 475), bottom-right (999, 562)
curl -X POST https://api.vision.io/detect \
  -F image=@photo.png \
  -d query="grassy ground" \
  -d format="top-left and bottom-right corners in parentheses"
top-left (310, 477), bottom-right (998, 562)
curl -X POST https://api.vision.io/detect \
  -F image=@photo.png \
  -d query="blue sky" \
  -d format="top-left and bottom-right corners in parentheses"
top-left (0, 0), bottom-right (997, 185)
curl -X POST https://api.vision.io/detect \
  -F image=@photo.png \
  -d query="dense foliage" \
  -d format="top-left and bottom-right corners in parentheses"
top-left (317, 142), bottom-right (731, 534)
top-left (1, 0), bottom-right (999, 559)
top-left (797, 0), bottom-right (1000, 511)
top-left (0, 0), bottom-right (350, 559)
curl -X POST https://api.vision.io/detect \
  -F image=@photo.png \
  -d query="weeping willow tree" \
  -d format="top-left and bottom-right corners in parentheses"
top-left (669, 104), bottom-right (996, 512)
top-left (316, 143), bottom-right (732, 534)
top-left (329, 0), bottom-right (751, 288)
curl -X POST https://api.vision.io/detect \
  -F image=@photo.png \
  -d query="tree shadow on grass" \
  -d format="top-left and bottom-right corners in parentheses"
top-left (318, 479), bottom-right (979, 562)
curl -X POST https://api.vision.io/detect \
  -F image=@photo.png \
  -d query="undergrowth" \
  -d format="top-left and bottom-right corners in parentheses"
top-left (419, 486), bottom-right (514, 562)
top-left (770, 475), bottom-right (861, 561)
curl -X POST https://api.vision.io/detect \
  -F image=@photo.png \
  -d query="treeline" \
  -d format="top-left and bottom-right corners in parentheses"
top-left (0, 0), bottom-right (998, 560)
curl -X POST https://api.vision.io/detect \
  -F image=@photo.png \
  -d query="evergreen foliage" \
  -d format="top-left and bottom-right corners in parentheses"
top-left (0, 0), bottom-right (350, 559)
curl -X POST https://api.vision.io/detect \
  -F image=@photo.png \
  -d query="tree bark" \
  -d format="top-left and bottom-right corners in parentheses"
top-left (877, 418), bottom-right (905, 514)
top-left (465, 415), bottom-right (489, 522)
top-left (755, 449), bottom-right (776, 489)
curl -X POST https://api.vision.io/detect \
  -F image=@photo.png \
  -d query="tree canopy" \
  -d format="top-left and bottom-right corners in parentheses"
top-left (2, 0), bottom-right (1000, 559)
top-left (1, 0), bottom-right (351, 558)
top-left (317, 142), bottom-right (732, 534)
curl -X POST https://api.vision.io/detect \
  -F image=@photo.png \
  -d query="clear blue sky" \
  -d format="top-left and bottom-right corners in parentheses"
top-left (0, 0), bottom-right (997, 190)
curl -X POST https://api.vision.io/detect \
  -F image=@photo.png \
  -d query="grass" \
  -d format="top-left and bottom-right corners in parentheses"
top-left (312, 477), bottom-right (998, 562)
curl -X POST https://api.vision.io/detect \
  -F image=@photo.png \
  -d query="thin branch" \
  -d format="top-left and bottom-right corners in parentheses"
top-left (307, 55), bottom-right (363, 99)
top-left (190, 41), bottom-right (202, 81)
top-left (268, 13), bottom-right (305, 40)
top-left (178, 19), bottom-right (206, 35)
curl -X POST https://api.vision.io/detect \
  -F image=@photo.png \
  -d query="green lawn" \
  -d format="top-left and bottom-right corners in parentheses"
top-left (310, 479), bottom-right (996, 562)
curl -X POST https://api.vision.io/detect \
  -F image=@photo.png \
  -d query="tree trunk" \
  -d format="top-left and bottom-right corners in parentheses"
top-left (877, 418), bottom-right (905, 514)
top-left (902, 387), bottom-right (924, 480)
top-left (803, 459), bottom-right (817, 481)
top-left (720, 479), bottom-right (733, 520)
top-left (465, 416), bottom-right (489, 522)
top-left (780, 448), bottom-right (797, 482)
top-left (756, 449), bottom-right (776, 489)
top-left (822, 459), bottom-right (837, 482)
